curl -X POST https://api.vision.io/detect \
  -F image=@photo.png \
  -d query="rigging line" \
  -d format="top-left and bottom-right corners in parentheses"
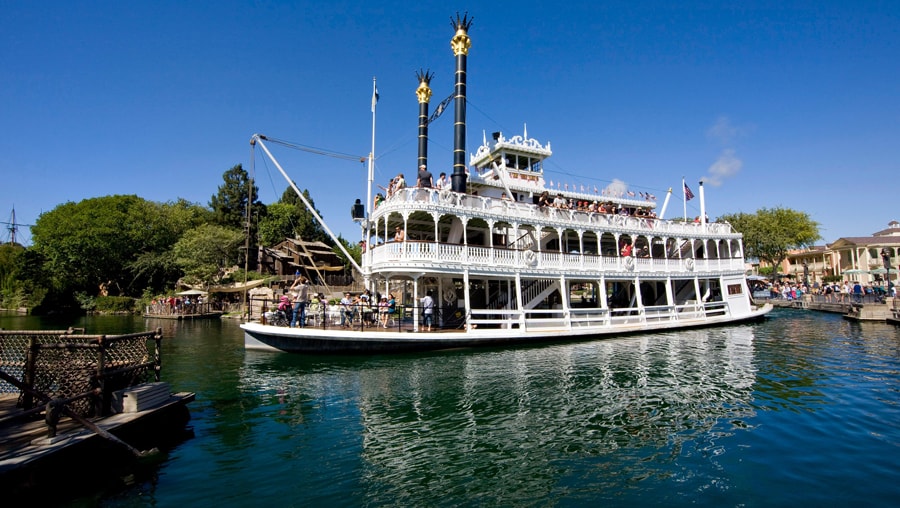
top-left (466, 99), bottom-right (509, 137)
top-left (262, 136), bottom-right (366, 163)
top-left (256, 147), bottom-right (286, 203)
top-left (253, 146), bottom-right (312, 240)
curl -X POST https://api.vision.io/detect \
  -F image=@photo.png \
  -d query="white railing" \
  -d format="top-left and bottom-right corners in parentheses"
top-left (370, 242), bottom-right (745, 274)
top-left (375, 188), bottom-right (735, 237)
top-left (466, 299), bottom-right (731, 332)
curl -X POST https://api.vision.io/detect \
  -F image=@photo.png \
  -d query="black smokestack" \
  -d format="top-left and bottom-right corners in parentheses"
top-left (415, 69), bottom-right (434, 170)
top-left (450, 12), bottom-right (473, 193)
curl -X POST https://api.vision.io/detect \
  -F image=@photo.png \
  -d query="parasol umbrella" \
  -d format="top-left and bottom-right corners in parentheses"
top-left (176, 289), bottom-right (208, 296)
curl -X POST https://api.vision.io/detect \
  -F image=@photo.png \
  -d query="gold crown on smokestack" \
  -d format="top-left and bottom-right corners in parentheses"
top-left (451, 12), bottom-right (473, 56)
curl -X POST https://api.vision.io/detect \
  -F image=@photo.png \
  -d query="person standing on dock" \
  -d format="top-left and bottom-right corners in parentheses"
top-left (290, 276), bottom-right (310, 327)
top-left (852, 281), bottom-right (863, 303)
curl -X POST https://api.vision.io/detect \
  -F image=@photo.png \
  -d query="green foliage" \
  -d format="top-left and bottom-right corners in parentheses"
top-left (94, 296), bottom-right (136, 313)
top-left (209, 164), bottom-right (266, 233)
top-left (30, 195), bottom-right (210, 299)
top-left (73, 291), bottom-right (95, 311)
top-left (720, 207), bottom-right (820, 277)
top-left (334, 235), bottom-right (361, 268)
top-left (172, 224), bottom-right (245, 285)
top-left (220, 268), bottom-right (269, 284)
top-left (257, 202), bottom-right (297, 247)
top-left (257, 186), bottom-right (329, 247)
top-left (0, 243), bottom-right (26, 309)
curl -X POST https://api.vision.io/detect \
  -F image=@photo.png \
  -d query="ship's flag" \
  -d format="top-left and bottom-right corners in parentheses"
top-left (428, 93), bottom-right (454, 124)
top-left (684, 182), bottom-right (695, 201)
top-left (627, 190), bottom-right (635, 197)
top-left (371, 84), bottom-right (379, 113)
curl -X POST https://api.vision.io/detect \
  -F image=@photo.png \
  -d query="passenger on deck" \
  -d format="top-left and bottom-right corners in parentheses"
top-left (340, 292), bottom-right (354, 328)
top-left (393, 226), bottom-right (405, 242)
top-left (417, 164), bottom-right (433, 188)
top-left (538, 191), bottom-right (551, 207)
top-left (379, 296), bottom-right (390, 327)
top-left (394, 174), bottom-right (406, 195)
top-left (437, 172), bottom-right (450, 190)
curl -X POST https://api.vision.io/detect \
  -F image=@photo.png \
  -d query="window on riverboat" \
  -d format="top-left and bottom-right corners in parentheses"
top-left (727, 284), bottom-right (743, 296)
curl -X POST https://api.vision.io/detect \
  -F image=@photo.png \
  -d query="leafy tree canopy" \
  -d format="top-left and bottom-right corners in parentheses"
top-left (257, 186), bottom-right (330, 247)
top-left (258, 202), bottom-right (297, 247)
top-left (172, 224), bottom-right (244, 286)
top-left (280, 186), bottom-right (329, 245)
top-left (209, 164), bottom-right (266, 231)
top-left (720, 207), bottom-right (820, 278)
top-left (29, 195), bottom-right (211, 298)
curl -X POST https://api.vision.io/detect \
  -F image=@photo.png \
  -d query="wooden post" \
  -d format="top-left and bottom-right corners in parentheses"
top-left (22, 336), bottom-right (37, 410)
top-left (154, 327), bottom-right (163, 382)
top-left (95, 336), bottom-right (106, 417)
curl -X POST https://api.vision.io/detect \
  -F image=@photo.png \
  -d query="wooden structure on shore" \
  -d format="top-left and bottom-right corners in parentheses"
top-left (0, 328), bottom-right (194, 501)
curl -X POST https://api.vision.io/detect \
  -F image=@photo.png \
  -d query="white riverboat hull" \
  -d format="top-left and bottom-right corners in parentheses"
top-left (241, 303), bottom-right (772, 354)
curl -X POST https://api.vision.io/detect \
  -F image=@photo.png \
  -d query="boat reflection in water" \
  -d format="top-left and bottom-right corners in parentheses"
top-left (239, 325), bottom-right (758, 504)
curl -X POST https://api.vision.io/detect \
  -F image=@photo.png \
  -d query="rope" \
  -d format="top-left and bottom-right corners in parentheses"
top-left (262, 136), bottom-right (366, 162)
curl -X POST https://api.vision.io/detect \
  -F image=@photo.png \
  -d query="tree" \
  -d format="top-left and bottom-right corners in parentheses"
top-left (280, 185), bottom-right (329, 245)
top-left (720, 207), bottom-right (820, 279)
top-left (32, 195), bottom-right (162, 297)
top-left (126, 199), bottom-right (212, 293)
top-left (172, 224), bottom-right (244, 285)
top-left (0, 243), bottom-right (29, 309)
top-left (257, 202), bottom-right (297, 247)
top-left (209, 164), bottom-right (266, 233)
top-left (257, 186), bottom-right (329, 247)
top-left (29, 195), bottom-right (212, 304)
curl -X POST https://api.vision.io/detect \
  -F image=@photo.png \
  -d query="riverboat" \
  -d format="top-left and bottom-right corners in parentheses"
top-left (241, 15), bottom-right (772, 354)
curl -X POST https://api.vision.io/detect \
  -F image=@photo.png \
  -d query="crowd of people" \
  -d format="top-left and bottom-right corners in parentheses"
top-left (537, 190), bottom-right (658, 218)
top-left (373, 163), bottom-right (660, 222)
top-left (273, 286), bottom-right (400, 329)
top-left (376, 164), bottom-right (455, 205)
top-left (271, 282), bottom-right (440, 331)
top-left (764, 280), bottom-right (896, 302)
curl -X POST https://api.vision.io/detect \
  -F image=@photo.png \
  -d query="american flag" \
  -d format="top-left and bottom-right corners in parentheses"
top-left (684, 183), bottom-right (695, 201)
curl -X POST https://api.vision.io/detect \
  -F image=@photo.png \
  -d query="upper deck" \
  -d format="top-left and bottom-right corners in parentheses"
top-left (372, 186), bottom-right (735, 239)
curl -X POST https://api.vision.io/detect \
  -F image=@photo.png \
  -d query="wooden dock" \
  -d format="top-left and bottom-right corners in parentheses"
top-left (768, 296), bottom-right (898, 322)
top-left (0, 328), bottom-right (195, 502)
top-left (0, 389), bottom-right (194, 497)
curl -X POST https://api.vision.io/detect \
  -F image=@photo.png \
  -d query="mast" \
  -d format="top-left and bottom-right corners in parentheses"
top-left (450, 12), bottom-right (473, 193)
top-left (365, 77), bottom-right (378, 282)
top-left (416, 70), bottom-right (434, 169)
top-left (658, 187), bottom-right (673, 219)
top-left (243, 146), bottom-right (254, 321)
top-left (6, 208), bottom-right (17, 245)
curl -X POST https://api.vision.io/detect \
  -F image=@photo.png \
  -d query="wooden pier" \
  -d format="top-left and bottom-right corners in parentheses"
top-left (0, 328), bottom-right (194, 501)
top-left (768, 296), bottom-right (899, 322)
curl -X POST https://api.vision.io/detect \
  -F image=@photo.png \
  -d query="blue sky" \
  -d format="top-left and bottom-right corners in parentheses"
top-left (2, 1), bottom-right (898, 246)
